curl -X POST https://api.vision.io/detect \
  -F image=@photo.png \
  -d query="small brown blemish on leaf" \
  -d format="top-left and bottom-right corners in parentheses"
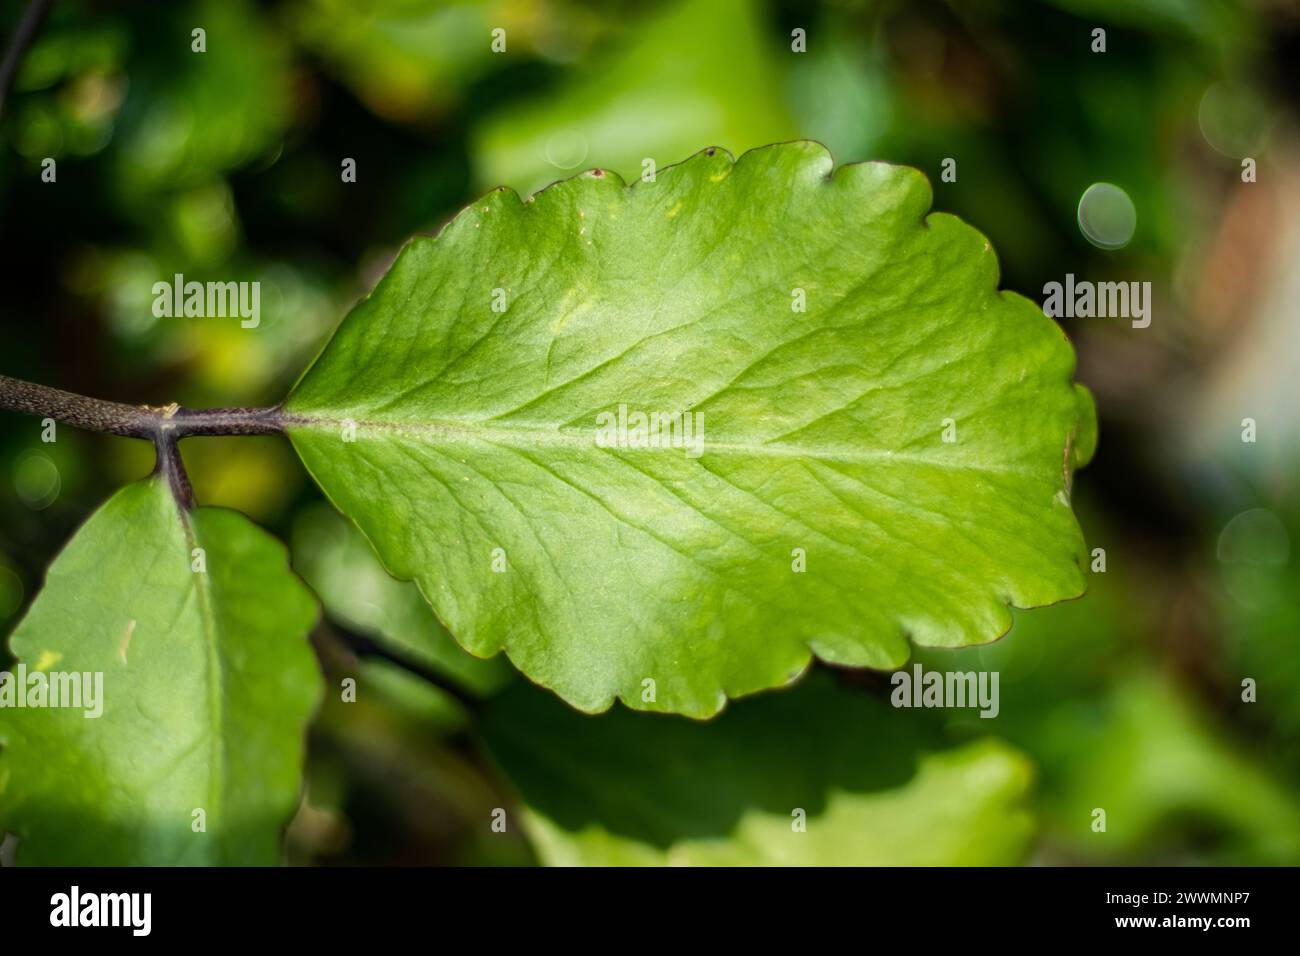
top-left (119, 619), bottom-right (136, 664)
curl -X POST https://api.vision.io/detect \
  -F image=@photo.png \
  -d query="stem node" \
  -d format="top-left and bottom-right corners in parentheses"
top-left (0, 373), bottom-right (286, 507)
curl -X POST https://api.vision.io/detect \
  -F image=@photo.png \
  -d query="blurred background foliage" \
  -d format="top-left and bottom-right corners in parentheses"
top-left (1, 0), bottom-right (1298, 865)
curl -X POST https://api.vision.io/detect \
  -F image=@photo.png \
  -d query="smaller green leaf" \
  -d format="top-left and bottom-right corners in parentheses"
top-left (0, 478), bottom-right (321, 865)
top-left (115, 0), bottom-right (294, 193)
top-left (481, 674), bottom-right (1036, 865)
top-left (918, 512), bottom-right (1300, 865)
top-left (471, 0), bottom-right (798, 194)
top-left (294, 0), bottom-right (608, 123)
top-left (291, 503), bottom-right (513, 698)
top-left (1045, 673), bottom-right (1300, 863)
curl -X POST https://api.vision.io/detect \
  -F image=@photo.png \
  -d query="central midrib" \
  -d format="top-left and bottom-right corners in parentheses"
top-left (178, 510), bottom-right (226, 859)
top-left (282, 412), bottom-right (1022, 473)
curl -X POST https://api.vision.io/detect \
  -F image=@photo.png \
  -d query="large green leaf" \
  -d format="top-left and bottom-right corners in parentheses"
top-left (481, 674), bottom-right (1036, 865)
top-left (0, 478), bottom-right (321, 865)
top-left (285, 140), bottom-right (1095, 717)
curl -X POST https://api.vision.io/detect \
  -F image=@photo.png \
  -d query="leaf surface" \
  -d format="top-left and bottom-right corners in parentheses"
top-left (481, 674), bottom-right (1036, 865)
top-left (0, 478), bottom-right (321, 865)
top-left (285, 140), bottom-right (1095, 716)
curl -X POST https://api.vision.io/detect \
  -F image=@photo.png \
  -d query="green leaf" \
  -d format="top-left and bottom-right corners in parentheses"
top-left (1045, 672), bottom-right (1300, 863)
top-left (0, 478), bottom-right (321, 865)
top-left (290, 502), bottom-right (513, 698)
top-left (285, 140), bottom-right (1095, 717)
top-left (114, 0), bottom-right (294, 194)
top-left (917, 506), bottom-right (1300, 864)
top-left (481, 674), bottom-right (1036, 865)
top-left (294, 0), bottom-right (609, 124)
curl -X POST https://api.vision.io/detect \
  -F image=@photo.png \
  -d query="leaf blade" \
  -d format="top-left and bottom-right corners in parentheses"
top-left (286, 141), bottom-right (1094, 716)
top-left (0, 478), bottom-right (321, 865)
top-left (481, 674), bottom-right (1037, 866)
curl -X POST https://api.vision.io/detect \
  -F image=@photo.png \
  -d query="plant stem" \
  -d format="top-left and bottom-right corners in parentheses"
top-left (0, 373), bottom-right (284, 439)
top-left (0, 373), bottom-right (285, 508)
top-left (322, 623), bottom-right (483, 713)
top-left (155, 431), bottom-right (195, 510)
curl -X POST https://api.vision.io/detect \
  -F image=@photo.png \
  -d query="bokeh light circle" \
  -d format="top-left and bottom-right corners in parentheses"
top-left (1217, 508), bottom-right (1290, 567)
top-left (1077, 182), bottom-right (1136, 250)
top-left (545, 130), bottom-right (588, 170)
top-left (13, 452), bottom-right (61, 510)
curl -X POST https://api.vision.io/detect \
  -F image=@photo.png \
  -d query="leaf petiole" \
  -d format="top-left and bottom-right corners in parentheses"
top-left (0, 373), bottom-right (285, 506)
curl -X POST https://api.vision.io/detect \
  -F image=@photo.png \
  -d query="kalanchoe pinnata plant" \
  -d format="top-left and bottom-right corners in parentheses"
top-left (0, 143), bottom-right (1093, 864)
